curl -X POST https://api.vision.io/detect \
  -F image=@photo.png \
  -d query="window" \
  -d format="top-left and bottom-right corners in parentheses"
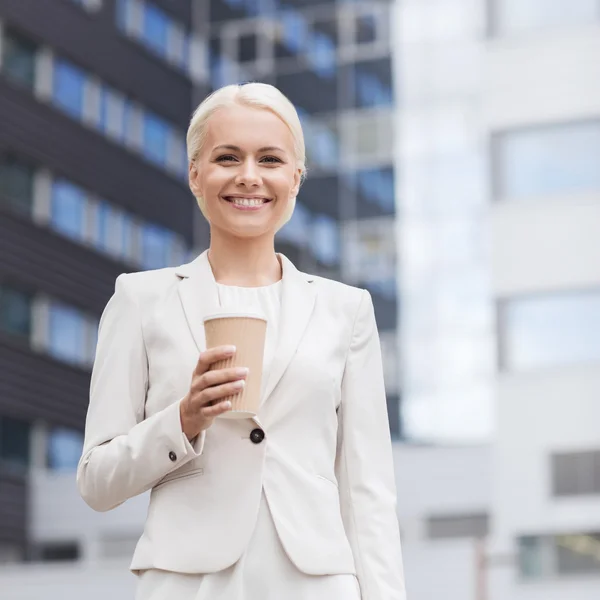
top-left (141, 223), bottom-right (172, 270)
top-left (519, 533), bottom-right (600, 579)
top-left (279, 9), bottom-right (309, 55)
top-left (357, 167), bottom-right (395, 213)
top-left (2, 29), bottom-right (38, 89)
top-left (50, 179), bottom-right (87, 242)
top-left (37, 542), bottom-right (80, 562)
top-left (501, 290), bottom-right (600, 371)
top-left (0, 156), bottom-right (35, 215)
top-left (47, 427), bottom-right (84, 472)
top-left (311, 214), bottom-right (340, 266)
top-left (277, 201), bottom-right (311, 247)
top-left (0, 284), bottom-right (32, 339)
top-left (47, 301), bottom-right (97, 367)
top-left (142, 3), bottom-right (169, 57)
top-left (117, 0), bottom-right (192, 73)
top-left (342, 217), bottom-right (396, 284)
top-left (52, 59), bottom-right (87, 119)
top-left (0, 416), bottom-right (31, 473)
top-left (347, 59), bottom-right (394, 109)
top-left (553, 450), bottom-right (600, 497)
top-left (306, 31), bottom-right (336, 78)
top-left (427, 514), bottom-right (489, 539)
top-left (340, 109), bottom-right (394, 166)
top-left (143, 112), bottom-right (170, 167)
top-left (495, 121), bottom-right (600, 200)
top-left (99, 85), bottom-right (127, 142)
top-left (492, 0), bottom-right (600, 36)
top-left (48, 302), bottom-right (86, 365)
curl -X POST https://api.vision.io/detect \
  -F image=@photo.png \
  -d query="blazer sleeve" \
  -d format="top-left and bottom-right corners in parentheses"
top-left (335, 289), bottom-right (407, 600)
top-left (77, 274), bottom-right (205, 512)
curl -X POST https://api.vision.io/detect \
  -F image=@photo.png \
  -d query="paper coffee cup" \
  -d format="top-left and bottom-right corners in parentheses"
top-left (203, 312), bottom-right (267, 419)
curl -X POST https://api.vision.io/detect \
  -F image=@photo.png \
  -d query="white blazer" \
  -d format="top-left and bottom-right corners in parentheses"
top-left (77, 250), bottom-right (406, 599)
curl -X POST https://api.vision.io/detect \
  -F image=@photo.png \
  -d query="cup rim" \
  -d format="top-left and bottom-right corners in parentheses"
top-left (203, 312), bottom-right (267, 322)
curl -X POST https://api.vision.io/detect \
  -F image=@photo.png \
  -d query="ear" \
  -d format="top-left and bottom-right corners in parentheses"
top-left (290, 167), bottom-right (302, 199)
top-left (189, 160), bottom-right (201, 197)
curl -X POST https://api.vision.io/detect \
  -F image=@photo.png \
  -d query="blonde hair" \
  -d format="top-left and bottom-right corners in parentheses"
top-left (186, 83), bottom-right (306, 231)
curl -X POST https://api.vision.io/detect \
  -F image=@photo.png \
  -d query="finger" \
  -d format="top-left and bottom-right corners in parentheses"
top-left (194, 346), bottom-right (236, 376)
top-left (201, 399), bottom-right (232, 419)
top-left (194, 367), bottom-right (249, 392)
top-left (193, 379), bottom-right (245, 408)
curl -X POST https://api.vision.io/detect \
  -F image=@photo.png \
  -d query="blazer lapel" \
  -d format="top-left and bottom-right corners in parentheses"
top-left (262, 253), bottom-right (317, 406)
top-left (175, 250), bottom-right (220, 354)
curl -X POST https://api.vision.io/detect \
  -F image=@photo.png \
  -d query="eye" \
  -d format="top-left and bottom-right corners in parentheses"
top-left (215, 154), bottom-right (238, 163)
top-left (260, 156), bottom-right (283, 164)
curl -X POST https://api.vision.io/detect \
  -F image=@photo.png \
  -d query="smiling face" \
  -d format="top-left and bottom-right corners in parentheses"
top-left (189, 103), bottom-right (301, 241)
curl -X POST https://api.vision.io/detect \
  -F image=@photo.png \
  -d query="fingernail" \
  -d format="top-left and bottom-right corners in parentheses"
top-left (223, 401), bottom-right (232, 409)
top-left (233, 380), bottom-right (245, 388)
top-left (235, 367), bottom-right (250, 376)
top-left (224, 345), bottom-right (236, 354)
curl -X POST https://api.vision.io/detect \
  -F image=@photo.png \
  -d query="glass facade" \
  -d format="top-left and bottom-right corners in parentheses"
top-left (496, 121), bottom-right (600, 200)
top-left (502, 290), bottom-right (600, 371)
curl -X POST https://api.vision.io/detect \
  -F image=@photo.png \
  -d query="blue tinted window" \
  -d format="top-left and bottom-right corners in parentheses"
top-left (47, 428), bottom-right (84, 472)
top-left (313, 128), bottom-right (338, 169)
top-left (143, 112), bottom-right (170, 166)
top-left (48, 302), bottom-right (86, 366)
top-left (277, 201), bottom-right (311, 246)
top-left (358, 168), bottom-right (395, 212)
top-left (307, 32), bottom-right (336, 78)
top-left (142, 224), bottom-right (171, 269)
top-left (312, 214), bottom-right (339, 266)
top-left (53, 59), bottom-right (86, 119)
top-left (357, 72), bottom-right (393, 107)
top-left (142, 3), bottom-right (169, 56)
top-left (51, 179), bottom-right (86, 242)
top-left (96, 201), bottom-right (112, 253)
top-left (497, 121), bottom-right (600, 199)
top-left (281, 9), bottom-right (308, 53)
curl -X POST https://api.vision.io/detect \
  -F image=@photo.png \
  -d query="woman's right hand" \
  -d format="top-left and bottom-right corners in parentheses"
top-left (179, 345), bottom-right (248, 441)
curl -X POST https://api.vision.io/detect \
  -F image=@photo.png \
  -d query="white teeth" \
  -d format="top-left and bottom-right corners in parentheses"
top-left (229, 197), bottom-right (266, 207)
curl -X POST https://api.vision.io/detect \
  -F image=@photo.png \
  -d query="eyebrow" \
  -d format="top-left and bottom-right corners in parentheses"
top-left (212, 144), bottom-right (286, 153)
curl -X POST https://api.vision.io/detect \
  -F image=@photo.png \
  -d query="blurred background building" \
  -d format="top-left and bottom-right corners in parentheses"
top-left (0, 0), bottom-right (599, 599)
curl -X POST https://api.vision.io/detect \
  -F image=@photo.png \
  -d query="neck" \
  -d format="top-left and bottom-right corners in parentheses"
top-left (207, 229), bottom-right (282, 287)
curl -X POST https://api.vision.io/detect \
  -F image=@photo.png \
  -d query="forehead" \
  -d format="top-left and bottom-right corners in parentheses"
top-left (204, 104), bottom-right (295, 152)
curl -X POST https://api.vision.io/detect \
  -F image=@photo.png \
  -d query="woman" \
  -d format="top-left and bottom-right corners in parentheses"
top-left (77, 83), bottom-right (406, 599)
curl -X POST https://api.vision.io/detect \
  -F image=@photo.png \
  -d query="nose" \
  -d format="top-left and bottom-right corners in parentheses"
top-left (234, 159), bottom-right (262, 188)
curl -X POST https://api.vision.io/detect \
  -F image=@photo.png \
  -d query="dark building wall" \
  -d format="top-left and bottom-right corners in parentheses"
top-left (0, 209), bottom-right (122, 314)
top-left (0, 471), bottom-right (27, 549)
top-left (0, 78), bottom-right (194, 242)
top-left (0, 335), bottom-right (90, 430)
top-left (0, 0), bottom-right (192, 126)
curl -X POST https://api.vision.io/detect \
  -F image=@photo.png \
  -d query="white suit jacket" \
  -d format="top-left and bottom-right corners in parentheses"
top-left (77, 250), bottom-right (406, 599)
